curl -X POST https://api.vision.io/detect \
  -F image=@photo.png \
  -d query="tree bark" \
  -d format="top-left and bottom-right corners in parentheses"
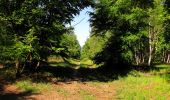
top-left (166, 54), bottom-right (170, 63)
top-left (15, 59), bottom-right (21, 78)
top-left (148, 23), bottom-right (153, 66)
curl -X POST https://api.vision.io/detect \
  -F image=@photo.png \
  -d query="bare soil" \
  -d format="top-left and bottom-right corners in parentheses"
top-left (0, 76), bottom-right (117, 100)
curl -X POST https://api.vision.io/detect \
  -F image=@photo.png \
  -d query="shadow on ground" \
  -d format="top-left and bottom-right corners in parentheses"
top-left (1, 62), bottom-right (170, 99)
top-left (0, 61), bottom-right (134, 83)
top-left (0, 74), bottom-right (38, 100)
top-left (0, 90), bottom-right (37, 100)
top-left (27, 63), bottom-right (133, 83)
top-left (1, 62), bottom-right (170, 85)
top-left (27, 63), bottom-right (170, 83)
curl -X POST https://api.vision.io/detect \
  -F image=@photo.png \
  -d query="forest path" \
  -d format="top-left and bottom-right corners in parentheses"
top-left (0, 75), bottom-right (117, 100)
top-left (0, 60), bottom-right (117, 100)
top-left (0, 68), bottom-right (118, 100)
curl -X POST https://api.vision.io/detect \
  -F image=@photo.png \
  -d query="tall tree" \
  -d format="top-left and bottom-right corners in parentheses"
top-left (147, 0), bottom-right (165, 66)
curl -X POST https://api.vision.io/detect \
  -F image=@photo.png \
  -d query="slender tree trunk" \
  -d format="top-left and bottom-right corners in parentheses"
top-left (166, 54), bottom-right (170, 63)
top-left (148, 49), bottom-right (152, 66)
top-left (148, 23), bottom-right (152, 66)
top-left (135, 51), bottom-right (139, 65)
top-left (15, 59), bottom-right (21, 78)
top-left (148, 22), bottom-right (157, 66)
top-left (141, 53), bottom-right (145, 64)
top-left (162, 50), bottom-right (165, 63)
top-left (163, 50), bottom-right (167, 63)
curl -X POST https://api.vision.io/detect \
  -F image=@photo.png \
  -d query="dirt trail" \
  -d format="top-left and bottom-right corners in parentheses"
top-left (0, 64), bottom-right (117, 100)
top-left (0, 78), bottom-right (117, 100)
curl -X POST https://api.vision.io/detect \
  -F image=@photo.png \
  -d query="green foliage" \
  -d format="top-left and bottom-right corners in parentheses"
top-left (81, 32), bottom-right (109, 60)
top-left (90, 0), bottom-right (170, 66)
top-left (0, 0), bottom-right (92, 74)
top-left (60, 31), bottom-right (81, 59)
top-left (90, 0), bottom-right (151, 66)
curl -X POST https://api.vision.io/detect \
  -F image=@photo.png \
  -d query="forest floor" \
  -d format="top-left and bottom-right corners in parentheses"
top-left (0, 58), bottom-right (170, 100)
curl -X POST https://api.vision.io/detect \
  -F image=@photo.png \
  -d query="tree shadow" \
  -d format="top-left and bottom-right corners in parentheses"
top-left (132, 64), bottom-right (170, 72)
top-left (29, 63), bottom-right (132, 83)
top-left (0, 90), bottom-right (38, 100)
top-left (28, 63), bottom-right (170, 84)
top-left (0, 69), bottom-right (39, 100)
top-left (3, 62), bottom-right (170, 88)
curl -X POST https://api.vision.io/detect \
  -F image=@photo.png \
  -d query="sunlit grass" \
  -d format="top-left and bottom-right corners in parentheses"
top-left (67, 58), bottom-right (80, 65)
top-left (48, 56), bottom-right (64, 62)
top-left (114, 65), bottom-right (170, 100)
top-left (80, 59), bottom-right (96, 68)
top-left (78, 89), bottom-right (95, 100)
top-left (15, 80), bottom-right (52, 93)
top-left (56, 88), bottom-right (70, 97)
top-left (48, 56), bottom-right (81, 68)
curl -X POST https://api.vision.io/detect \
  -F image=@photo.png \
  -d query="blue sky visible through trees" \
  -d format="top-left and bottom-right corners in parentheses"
top-left (71, 7), bottom-right (93, 47)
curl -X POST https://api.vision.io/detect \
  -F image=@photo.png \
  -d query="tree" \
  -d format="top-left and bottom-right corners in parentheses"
top-left (0, 0), bottom-right (93, 77)
top-left (90, 0), bottom-right (170, 67)
top-left (90, 0), bottom-right (153, 67)
top-left (161, 0), bottom-right (170, 63)
top-left (147, 0), bottom-right (165, 66)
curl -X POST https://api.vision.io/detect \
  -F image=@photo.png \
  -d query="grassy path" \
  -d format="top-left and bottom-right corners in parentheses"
top-left (0, 76), bottom-right (117, 100)
top-left (0, 59), bottom-right (118, 100)
top-left (1, 59), bottom-right (170, 99)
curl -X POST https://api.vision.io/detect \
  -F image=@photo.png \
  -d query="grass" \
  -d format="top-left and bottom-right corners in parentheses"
top-left (12, 64), bottom-right (170, 99)
top-left (48, 56), bottom-right (81, 68)
top-left (15, 80), bottom-right (52, 93)
top-left (113, 65), bottom-right (170, 100)
top-left (78, 89), bottom-right (95, 100)
top-left (56, 88), bottom-right (70, 97)
top-left (80, 59), bottom-right (96, 68)
top-left (67, 58), bottom-right (80, 66)
top-left (1, 58), bottom-right (170, 99)
top-left (50, 62), bottom-right (72, 68)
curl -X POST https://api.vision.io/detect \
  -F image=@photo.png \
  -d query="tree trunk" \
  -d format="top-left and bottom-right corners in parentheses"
top-left (148, 23), bottom-right (157, 66)
top-left (135, 51), bottom-right (139, 65)
top-left (148, 23), bottom-right (152, 66)
top-left (148, 46), bottom-right (152, 66)
top-left (15, 59), bottom-right (21, 78)
top-left (166, 54), bottom-right (170, 63)
top-left (141, 53), bottom-right (145, 64)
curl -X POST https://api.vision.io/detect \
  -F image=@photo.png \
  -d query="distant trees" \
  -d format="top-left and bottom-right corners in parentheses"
top-left (81, 32), bottom-right (109, 60)
top-left (60, 29), bottom-right (81, 59)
